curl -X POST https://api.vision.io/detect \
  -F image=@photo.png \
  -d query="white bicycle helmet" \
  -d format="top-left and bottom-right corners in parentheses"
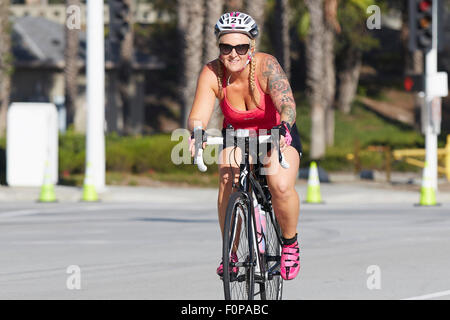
top-left (215, 12), bottom-right (259, 39)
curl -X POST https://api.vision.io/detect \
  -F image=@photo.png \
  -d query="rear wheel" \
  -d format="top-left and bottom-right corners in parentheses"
top-left (223, 192), bottom-right (256, 300)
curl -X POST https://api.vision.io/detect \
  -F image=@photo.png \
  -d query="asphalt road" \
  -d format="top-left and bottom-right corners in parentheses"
top-left (0, 184), bottom-right (449, 300)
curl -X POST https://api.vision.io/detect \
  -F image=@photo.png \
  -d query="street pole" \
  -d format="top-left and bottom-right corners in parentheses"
top-left (85, 0), bottom-right (105, 191)
top-left (424, 0), bottom-right (440, 192)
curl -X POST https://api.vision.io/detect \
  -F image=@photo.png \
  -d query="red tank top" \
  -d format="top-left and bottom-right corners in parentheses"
top-left (220, 71), bottom-right (280, 133)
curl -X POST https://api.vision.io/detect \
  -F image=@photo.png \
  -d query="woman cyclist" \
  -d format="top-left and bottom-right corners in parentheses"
top-left (188, 12), bottom-right (301, 281)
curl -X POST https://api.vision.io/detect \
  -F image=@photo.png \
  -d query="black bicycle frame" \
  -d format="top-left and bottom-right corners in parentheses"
top-left (225, 131), bottom-right (284, 256)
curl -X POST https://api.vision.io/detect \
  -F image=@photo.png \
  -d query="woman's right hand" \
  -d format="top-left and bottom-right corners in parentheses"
top-left (189, 137), bottom-right (196, 158)
top-left (189, 136), bottom-right (207, 158)
top-left (189, 129), bottom-right (206, 157)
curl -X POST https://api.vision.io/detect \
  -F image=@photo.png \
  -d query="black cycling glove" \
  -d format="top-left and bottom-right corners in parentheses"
top-left (272, 121), bottom-right (292, 145)
top-left (190, 128), bottom-right (207, 142)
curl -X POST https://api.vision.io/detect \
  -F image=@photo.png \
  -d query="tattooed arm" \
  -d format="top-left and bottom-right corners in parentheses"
top-left (260, 54), bottom-right (296, 126)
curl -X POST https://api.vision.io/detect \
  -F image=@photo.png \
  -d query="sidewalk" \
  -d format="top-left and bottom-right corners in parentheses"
top-left (1, 174), bottom-right (449, 204)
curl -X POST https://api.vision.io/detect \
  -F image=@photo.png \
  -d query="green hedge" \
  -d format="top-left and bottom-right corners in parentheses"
top-left (58, 132), bottom-right (212, 175)
top-left (0, 97), bottom-right (432, 184)
top-left (59, 131), bottom-right (85, 174)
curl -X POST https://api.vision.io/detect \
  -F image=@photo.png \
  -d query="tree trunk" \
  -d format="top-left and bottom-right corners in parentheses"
top-left (323, 24), bottom-right (336, 146)
top-left (204, 0), bottom-right (225, 132)
top-left (204, 0), bottom-right (224, 63)
top-left (177, 0), bottom-right (188, 127)
top-left (0, 0), bottom-right (11, 138)
top-left (245, 0), bottom-right (265, 47)
top-left (225, 0), bottom-right (244, 11)
top-left (25, 0), bottom-right (48, 4)
top-left (305, 0), bottom-right (326, 160)
top-left (336, 47), bottom-right (361, 114)
top-left (64, 0), bottom-right (80, 129)
top-left (274, 0), bottom-right (291, 79)
top-left (323, 0), bottom-right (339, 147)
top-left (118, 0), bottom-right (135, 135)
top-left (178, 0), bottom-right (205, 128)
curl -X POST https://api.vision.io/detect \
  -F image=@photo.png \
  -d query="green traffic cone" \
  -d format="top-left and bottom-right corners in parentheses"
top-left (82, 184), bottom-right (98, 202)
top-left (38, 161), bottom-right (57, 202)
top-left (39, 184), bottom-right (57, 202)
top-left (81, 162), bottom-right (99, 202)
top-left (306, 161), bottom-right (322, 204)
top-left (419, 162), bottom-right (436, 206)
top-left (420, 186), bottom-right (436, 206)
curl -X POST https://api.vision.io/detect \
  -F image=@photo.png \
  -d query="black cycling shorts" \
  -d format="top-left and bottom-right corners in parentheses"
top-left (289, 122), bottom-right (303, 158)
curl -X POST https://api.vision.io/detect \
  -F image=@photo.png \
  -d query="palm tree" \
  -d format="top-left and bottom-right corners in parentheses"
top-left (177, 0), bottom-right (188, 128)
top-left (245, 0), bottom-right (265, 47)
top-left (178, 0), bottom-right (205, 127)
top-left (336, 47), bottom-right (362, 114)
top-left (305, 0), bottom-right (326, 159)
top-left (204, 0), bottom-right (224, 132)
top-left (0, 0), bottom-right (12, 138)
top-left (204, 0), bottom-right (224, 63)
top-left (323, 0), bottom-right (340, 146)
top-left (117, 0), bottom-right (135, 134)
top-left (64, 0), bottom-right (80, 130)
top-left (336, 48), bottom-right (362, 114)
top-left (335, 0), bottom-right (378, 114)
top-left (225, 0), bottom-right (244, 11)
top-left (274, 0), bottom-right (291, 79)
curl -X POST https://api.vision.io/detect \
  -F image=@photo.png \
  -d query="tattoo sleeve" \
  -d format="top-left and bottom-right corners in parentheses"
top-left (261, 55), bottom-right (296, 126)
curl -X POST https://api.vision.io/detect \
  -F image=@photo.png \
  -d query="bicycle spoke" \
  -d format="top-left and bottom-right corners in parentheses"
top-left (223, 193), bottom-right (255, 300)
top-left (261, 210), bottom-right (283, 300)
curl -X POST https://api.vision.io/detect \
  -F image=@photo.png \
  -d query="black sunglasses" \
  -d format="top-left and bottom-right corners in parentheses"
top-left (219, 43), bottom-right (250, 55)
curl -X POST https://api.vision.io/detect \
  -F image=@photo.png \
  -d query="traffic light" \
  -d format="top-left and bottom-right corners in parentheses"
top-left (404, 74), bottom-right (425, 92)
top-left (408, 0), bottom-right (444, 52)
top-left (108, 0), bottom-right (131, 61)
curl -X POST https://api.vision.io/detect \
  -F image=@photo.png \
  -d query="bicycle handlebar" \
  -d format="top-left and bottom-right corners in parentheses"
top-left (194, 135), bottom-right (290, 172)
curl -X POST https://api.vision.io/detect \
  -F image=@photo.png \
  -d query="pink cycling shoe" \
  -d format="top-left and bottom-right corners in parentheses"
top-left (280, 238), bottom-right (300, 280)
top-left (217, 253), bottom-right (239, 277)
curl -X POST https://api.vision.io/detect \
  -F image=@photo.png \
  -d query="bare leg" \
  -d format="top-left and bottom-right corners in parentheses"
top-left (264, 146), bottom-right (300, 239)
top-left (217, 146), bottom-right (241, 236)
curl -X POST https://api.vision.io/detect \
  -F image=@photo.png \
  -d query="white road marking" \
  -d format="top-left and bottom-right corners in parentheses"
top-left (0, 209), bottom-right (40, 218)
top-left (403, 290), bottom-right (450, 300)
top-left (0, 203), bottom-right (215, 219)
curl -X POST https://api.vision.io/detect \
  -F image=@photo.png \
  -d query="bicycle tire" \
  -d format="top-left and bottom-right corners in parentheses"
top-left (263, 209), bottom-right (284, 300)
top-left (223, 192), bottom-right (256, 300)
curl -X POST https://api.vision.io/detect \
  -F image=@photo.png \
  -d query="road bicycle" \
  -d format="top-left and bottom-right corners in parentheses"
top-left (194, 126), bottom-right (289, 300)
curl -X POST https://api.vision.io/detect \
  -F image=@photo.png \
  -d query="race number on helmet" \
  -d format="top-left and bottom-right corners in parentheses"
top-left (214, 12), bottom-right (259, 39)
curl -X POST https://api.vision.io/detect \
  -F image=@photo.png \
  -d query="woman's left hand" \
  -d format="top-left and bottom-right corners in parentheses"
top-left (279, 135), bottom-right (288, 154)
top-left (272, 121), bottom-right (292, 154)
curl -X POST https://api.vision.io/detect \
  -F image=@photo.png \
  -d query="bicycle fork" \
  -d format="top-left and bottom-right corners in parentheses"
top-left (249, 200), bottom-right (267, 283)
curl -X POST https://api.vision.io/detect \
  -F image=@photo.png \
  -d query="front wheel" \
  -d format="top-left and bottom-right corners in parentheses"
top-left (222, 192), bottom-right (255, 300)
top-left (263, 209), bottom-right (284, 300)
